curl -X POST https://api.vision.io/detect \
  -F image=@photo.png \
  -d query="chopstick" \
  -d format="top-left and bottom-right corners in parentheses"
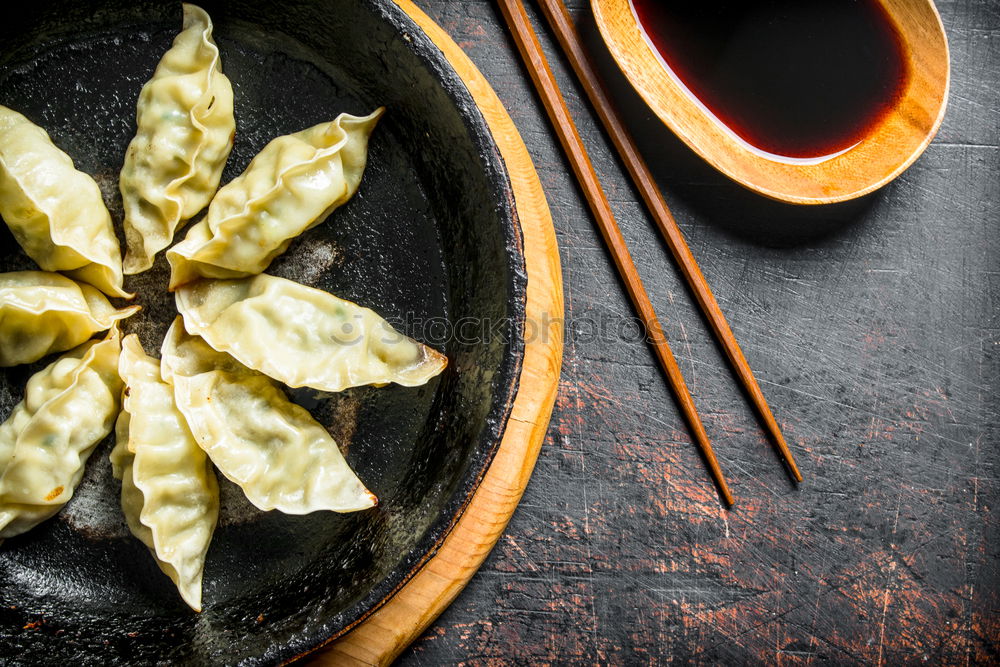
top-left (496, 0), bottom-right (734, 506)
top-left (533, 0), bottom-right (802, 483)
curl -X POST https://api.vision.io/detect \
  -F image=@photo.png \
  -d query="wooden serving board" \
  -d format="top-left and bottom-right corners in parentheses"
top-left (308, 1), bottom-right (563, 664)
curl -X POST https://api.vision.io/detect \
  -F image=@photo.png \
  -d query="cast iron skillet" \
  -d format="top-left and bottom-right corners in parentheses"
top-left (0, 0), bottom-right (526, 663)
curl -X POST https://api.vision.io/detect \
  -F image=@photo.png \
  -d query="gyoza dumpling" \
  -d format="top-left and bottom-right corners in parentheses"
top-left (0, 105), bottom-right (130, 298)
top-left (111, 334), bottom-right (218, 611)
top-left (174, 274), bottom-right (447, 392)
top-left (120, 4), bottom-right (235, 274)
top-left (160, 317), bottom-right (376, 514)
top-left (167, 109), bottom-right (383, 290)
top-left (0, 271), bottom-right (140, 366)
top-left (0, 326), bottom-right (122, 541)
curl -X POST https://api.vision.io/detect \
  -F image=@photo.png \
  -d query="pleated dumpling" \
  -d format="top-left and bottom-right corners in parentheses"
top-left (111, 334), bottom-right (218, 611)
top-left (160, 318), bottom-right (376, 514)
top-left (0, 105), bottom-right (130, 298)
top-left (120, 3), bottom-right (235, 274)
top-left (167, 109), bottom-right (382, 289)
top-left (0, 271), bottom-right (140, 366)
top-left (0, 326), bottom-right (122, 541)
top-left (174, 274), bottom-right (447, 393)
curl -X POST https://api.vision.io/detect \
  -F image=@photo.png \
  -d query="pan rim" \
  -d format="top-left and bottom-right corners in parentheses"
top-left (0, 0), bottom-right (528, 663)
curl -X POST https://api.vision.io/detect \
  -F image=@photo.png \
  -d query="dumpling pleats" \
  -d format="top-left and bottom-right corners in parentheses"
top-left (0, 326), bottom-right (123, 541)
top-left (160, 317), bottom-right (376, 514)
top-left (111, 334), bottom-right (218, 611)
top-left (0, 271), bottom-right (139, 366)
top-left (167, 109), bottom-right (382, 289)
top-left (0, 105), bottom-right (130, 298)
top-left (120, 3), bottom-right (235, 274)
top-left (174, 274), bottom-right (447, 392)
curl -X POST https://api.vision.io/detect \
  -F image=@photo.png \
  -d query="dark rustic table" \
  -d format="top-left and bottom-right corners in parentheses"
top-left (400, 1), bottom-right (999, 663)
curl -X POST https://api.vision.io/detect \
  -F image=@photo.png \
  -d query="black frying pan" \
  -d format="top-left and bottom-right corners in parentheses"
top-left (0, 0), bottom-right (526, 663)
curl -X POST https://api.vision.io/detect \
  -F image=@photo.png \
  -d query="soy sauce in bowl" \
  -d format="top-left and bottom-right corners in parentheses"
top-left (630, 0), bottom-right (909, 161)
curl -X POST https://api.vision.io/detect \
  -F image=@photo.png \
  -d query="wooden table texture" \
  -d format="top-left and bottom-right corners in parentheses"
top-left (395, 0), bottom-right (999, 664)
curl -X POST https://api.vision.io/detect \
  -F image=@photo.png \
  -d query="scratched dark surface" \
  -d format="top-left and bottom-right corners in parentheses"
top-left (394, 0), bottom-right (999, 665)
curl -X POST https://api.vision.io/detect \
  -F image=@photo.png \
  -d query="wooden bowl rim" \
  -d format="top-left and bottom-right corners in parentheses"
top-left (591, 0), bottom-right (951, 205)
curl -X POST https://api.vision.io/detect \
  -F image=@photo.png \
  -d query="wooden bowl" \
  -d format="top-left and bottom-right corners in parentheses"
top-left (591, 0), bottom-right (950, 204)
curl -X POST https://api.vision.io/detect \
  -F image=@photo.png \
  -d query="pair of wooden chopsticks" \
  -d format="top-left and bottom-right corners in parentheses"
top-left (496, 0), bottom-right (803, 506)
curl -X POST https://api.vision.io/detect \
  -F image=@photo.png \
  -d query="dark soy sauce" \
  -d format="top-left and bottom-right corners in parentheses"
top-left (631, 0), bottom-right (909, 159)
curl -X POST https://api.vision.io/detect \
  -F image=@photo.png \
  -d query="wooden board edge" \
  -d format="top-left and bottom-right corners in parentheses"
top-left (309, 1), bottom-right (564, 664)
